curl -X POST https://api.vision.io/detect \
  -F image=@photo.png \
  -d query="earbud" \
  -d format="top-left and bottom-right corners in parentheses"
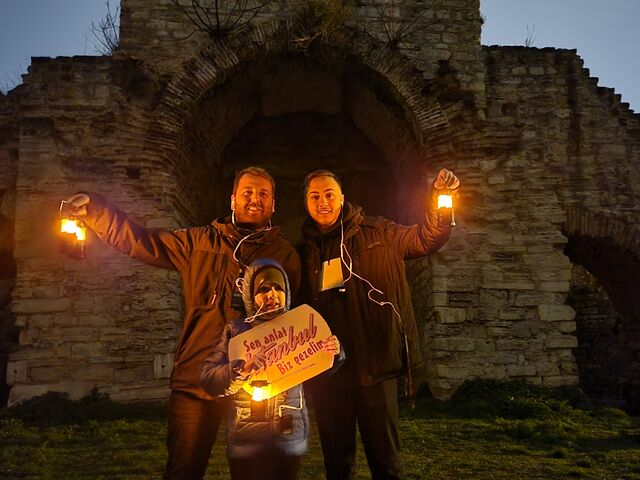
top-left (231, 200), bottom-right (236, 211)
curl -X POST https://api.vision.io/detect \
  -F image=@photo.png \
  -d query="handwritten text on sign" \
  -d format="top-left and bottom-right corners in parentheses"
top-left (228, 304), bottom-right (333, 400)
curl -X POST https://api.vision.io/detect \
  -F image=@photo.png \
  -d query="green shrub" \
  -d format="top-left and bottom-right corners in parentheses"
top-left (446, 379), bottom-right (593, 420)
top-left (0, 388), bottom-right (166, 428)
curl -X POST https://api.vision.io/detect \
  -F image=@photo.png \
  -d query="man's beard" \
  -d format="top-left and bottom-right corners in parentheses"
top-left (234, 204), bottom-right (271, 229)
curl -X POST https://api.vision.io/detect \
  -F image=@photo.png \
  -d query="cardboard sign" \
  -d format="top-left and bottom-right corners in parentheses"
top-left (228, 304), bottom-right (334, 400)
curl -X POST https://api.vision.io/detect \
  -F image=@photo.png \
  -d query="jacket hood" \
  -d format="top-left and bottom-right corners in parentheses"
top-left (241, 258), bottom-right (291, 318)
top-left (301, 201), bottom-right (363, 239)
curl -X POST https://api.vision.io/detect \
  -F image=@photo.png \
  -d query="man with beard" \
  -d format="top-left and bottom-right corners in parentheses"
top-left (65, 167), bottom-right (300, 480)
top-left (298, 168), bottom-right (459, 479)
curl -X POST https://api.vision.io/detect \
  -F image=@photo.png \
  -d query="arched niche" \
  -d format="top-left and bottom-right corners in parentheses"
top-left (565, 234), bottom-right (640, 413)
top-left (175, 55), bottom-right (439, 239)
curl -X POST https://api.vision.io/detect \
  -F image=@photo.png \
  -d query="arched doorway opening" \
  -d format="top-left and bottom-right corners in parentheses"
top-left (565, 234), bottom-right (640, 413)
top-left (222, 111), bottom-right (396, 240)
top-left (176, 55), bottom-right (431, 237)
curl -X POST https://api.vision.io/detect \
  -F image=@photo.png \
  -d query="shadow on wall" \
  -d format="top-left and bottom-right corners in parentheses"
top-left (0, 208), bottom-right (17, 407)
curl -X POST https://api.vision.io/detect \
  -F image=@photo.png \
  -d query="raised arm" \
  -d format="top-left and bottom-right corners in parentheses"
top-left (382, 169), bottom-right (460, 259)
top-left (65, 192), bottom-right (193, 271)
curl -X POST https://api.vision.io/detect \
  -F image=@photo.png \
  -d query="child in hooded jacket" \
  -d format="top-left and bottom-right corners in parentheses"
top-left (200, 258), bottom-right (342, 480)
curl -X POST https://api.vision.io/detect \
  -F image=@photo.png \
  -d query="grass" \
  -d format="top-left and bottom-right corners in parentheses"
top-left (0, 381), bottom-right (639, 479)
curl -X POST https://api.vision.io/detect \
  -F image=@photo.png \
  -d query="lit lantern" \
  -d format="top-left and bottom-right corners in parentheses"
top-left (250, 379), bottom-right (269, 420)
top-left (59, 201), bottom-right (86, 259)
top-left (437, 191), bottom-right (455, 227)
top-left (60, 219), bottom-right (86, 241)
top-left (251, 379), bottom-right (268, 402)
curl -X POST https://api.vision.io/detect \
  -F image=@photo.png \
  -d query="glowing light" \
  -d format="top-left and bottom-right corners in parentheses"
top-left (437, 193), bottom-right (453, 209)
top-left (60, 219), bottom-right (86, 241)
top-left (252, 386), bottom-right (265, 401)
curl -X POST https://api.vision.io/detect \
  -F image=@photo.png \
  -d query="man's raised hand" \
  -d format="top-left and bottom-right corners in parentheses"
top-left (433, 169), bottom-right (460, 190)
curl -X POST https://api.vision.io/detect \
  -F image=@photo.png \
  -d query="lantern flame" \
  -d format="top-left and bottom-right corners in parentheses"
top-left (60, 219), bottom-right (86, 241)
top-left (252, 386), bottom-right (265, 402)
top-left (437, 193), bottom-right (453, 209)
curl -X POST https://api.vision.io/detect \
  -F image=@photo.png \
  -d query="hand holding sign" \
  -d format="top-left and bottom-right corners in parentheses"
top-left (241, 349), bottom-right (267, 377)
top-left (323, 335), bottom-right (340, 355)
top-left (228, 304), bottom-right (335, 400)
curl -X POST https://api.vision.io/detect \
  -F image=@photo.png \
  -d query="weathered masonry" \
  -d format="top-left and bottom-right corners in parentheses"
top-left (1, 0), bottom-right (638, 411)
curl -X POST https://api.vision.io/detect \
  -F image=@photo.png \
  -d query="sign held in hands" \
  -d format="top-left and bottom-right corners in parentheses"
top-left (228, 304), bottom-right (334, 400)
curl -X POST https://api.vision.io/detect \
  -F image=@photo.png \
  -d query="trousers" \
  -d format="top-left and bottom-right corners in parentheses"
top-left (307, 359), bottom-right (402, 480)
top-left (163, 390), bottom-right (222, 480)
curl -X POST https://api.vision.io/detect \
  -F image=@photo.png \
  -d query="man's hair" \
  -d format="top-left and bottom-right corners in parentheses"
top-left (303, 169), bottom-right (343, 197)
top-left (233, 167), bottom-right (276, 196)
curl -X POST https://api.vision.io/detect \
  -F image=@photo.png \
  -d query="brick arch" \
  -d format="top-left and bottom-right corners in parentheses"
top-left (144, 22), bottom-right (451, 160)
top-left (137, 22), bottom-right (459, 232)
top-left (565, 207), bottom-right (640, 259)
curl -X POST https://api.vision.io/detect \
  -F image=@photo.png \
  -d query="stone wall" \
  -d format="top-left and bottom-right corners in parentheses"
top-left (3, 57), bottom-right (185, 403)
top-left (1, 0), bottom-right (638, 407)
top-left (118, 0), bottom-right (484, 104)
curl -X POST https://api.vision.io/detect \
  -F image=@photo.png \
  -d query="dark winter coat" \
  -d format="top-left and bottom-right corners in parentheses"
top-left (297, 191), bottom-right (451, 386)
top-left (200, 259), bottom-right (309, 459)
top-left (81, 193), bottom-right (301, 399)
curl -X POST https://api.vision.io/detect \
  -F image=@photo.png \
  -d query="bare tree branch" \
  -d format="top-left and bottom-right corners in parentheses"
top-left (169, 0), bottom-right (274, 40)
top-left (90, 0), bottom-right (120, 55)
top-left (370, 0), bottom-right (441, 50)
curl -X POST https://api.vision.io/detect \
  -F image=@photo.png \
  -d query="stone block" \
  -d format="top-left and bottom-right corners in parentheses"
top-left (74, 363), bottom-right (113, 383)
top-left (434, 365), bottom-right (474, 379)
top-left (59, 327), bottom-right (100, 342)
top-left (109, 384), bottom-right (171, 402)
top-left (484, 281), bottom-right (535, 290)
top-left (8, 384), bottom-right (64, 407)
top-left (556, 321), bottom-right (577, 333)
top-left (434, 307), bottom-right (467, 324)
top-left (545, 335), bottom-right (578, 349)
top-left (70, 342), bottom-right (105, 357)
top-left (507, 364), bottom-right (536, 377)
top-left (154, 352), bottom-right (174, 379)
top-left (538, 281), bottom-right (570, 292)
top-left (12, 298), bottom-right (72, 314)
top-left (6, 361), bottom-right (28, 384)
top-left (538, 305), bottom-right (576, 322)
top-left (30, 365), bottom-right (71, 383)
top-left (542, 375), bottom-right (579, 388)
top-left (496, 339), bottom-right (529, 351)
top-left (536, 361), bottom-right (560, 376)
top-left (432, 337), bottom-right (475, 351)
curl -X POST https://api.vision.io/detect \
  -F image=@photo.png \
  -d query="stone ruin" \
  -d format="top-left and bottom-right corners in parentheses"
top-left (0, 0), bottom-right (638, 411)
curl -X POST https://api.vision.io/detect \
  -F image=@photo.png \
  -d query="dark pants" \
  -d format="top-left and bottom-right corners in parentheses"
top-left (307, 360), bottom-right (402, 480)
top-left (229, 454), bottom-right (301, 480)
top-left (163, 390), bottom-right (221, 480)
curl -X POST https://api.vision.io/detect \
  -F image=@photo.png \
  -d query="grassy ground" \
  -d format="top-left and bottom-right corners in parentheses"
top-left (0, 381), bottom-right (639, 479)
